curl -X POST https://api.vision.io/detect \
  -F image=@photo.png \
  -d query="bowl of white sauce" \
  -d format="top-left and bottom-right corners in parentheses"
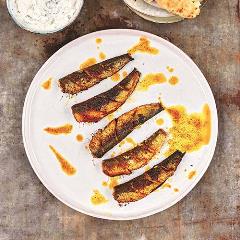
top-left (7, 0), bottom-right (84, 34)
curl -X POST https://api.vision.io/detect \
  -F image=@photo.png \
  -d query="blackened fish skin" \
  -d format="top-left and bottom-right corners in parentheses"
top-left (102, 129), bottom-right (167, 177)
top-left (113, 151), bottom-right (185, 203)
top-left (89, 102), bottom-right (164, 158)
top-left (59, 54), bottom-right (133, 95)
top-left (71, 68), bottom-right (140, 123)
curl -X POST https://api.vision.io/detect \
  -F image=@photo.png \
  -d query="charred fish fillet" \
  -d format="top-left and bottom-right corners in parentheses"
top-left (59, 54), bottom-right (133, 94)
top-left (89, 103), bottom-right (164, 158)
top-left (102, 129), bottom-right (167, 177)
top-left (113, 150), bottom-right (185, 203)
top-left (72, 68), bottom-right (140, 123)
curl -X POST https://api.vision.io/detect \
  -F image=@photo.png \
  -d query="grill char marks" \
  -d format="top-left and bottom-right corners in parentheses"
top-left (89, 103), bottom-right (164, 158)
top-left (59, 53), bottom-right (133, 94)
top-left (113, 151), bottom-right (185, 203)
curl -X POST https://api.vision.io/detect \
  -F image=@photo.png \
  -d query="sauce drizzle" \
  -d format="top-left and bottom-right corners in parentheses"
top-left (44, 124), bottom-right (73, 135)
top-left (91, 190), bottom-right (108, 205)
top-left (128, 37), bottom-right (159, 55)
top-left (76, 134), bottom-right (84, 142)
top-left (79, 58), bottom-right (97, 70)
top-left (167, 66), bottom-right (174, 73)
top-left (96, 38), bottom-right (102, 44)
top-left (41, 78), bottom-right (52, 90)
top-left (99, 52), bottom-right (106, 60)
top-left (169, 76), bottom-right (179, 85)
top-left (156, 118), bottom-right (164, 126)
top-left (126, 137), bottom-right (137, 148)
top-left (166, 104), bottom-right (211, 155)
top-left (188, 170), bottom-right (196, 180)
top-left (122, 71), bottom-right (128, 78)
top-left (137, 73), bottom-right (167, 91)
top-left (49, 145), bottom-right (76, 176)
top-left (111, 72), bottom-right (120, 82)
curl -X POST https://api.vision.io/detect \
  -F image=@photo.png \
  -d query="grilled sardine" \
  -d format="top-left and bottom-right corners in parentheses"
top-left (72, 68), bottom-right (140, 123)
top-left (59, 54), bottom-right (133, 94)
top-left (102, 129), bottom-right (167, 177)
top-left (113, 151), bottom-right (185, 203)
top-left (89, 103), bottom-right (164, 158)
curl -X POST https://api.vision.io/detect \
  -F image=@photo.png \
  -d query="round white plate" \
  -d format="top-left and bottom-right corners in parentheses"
top-left (22, 29), bottom-right (218, 220)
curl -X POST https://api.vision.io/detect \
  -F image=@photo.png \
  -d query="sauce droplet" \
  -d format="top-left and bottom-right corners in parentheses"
top-left (41, 78), bottom-right (52, 90)
top-left (128, 37), bottom-right (159, 55)
top-left (91, 190), bottom-right (108, 205)
top-left (174, 188), bottom-right (179, 192)
top-left (107, 113), bottom-right (114, 121)
top-left (137, 73), bottom-right (167, 91)
top-left (169, 76), bottom-right (179, 85)
top-left (161, 183), bottom-right (171, 189)
top-left (145, 165), bottom-right (151, 171)
top-left (119, 140), bottom-right (126, 147)
top-left (167, 66), bottom-right (174, 73)
top-left (122, 71), bottom-right (128, 78)
top-left (108, 176), bottom-right (120, 190)
top-left (126, 137), bottom-right (137, 148)
top-left (99, 52), bottom-right (106, 60)
top-left (76, 134), bottom-right (84, 142)
top-left (111, 72), bottom-right (120, 82)
top-left (156, 118), bottom-right (164, 126)
top-left (165, 104), bottom-right (211, 155)
top-left (79, 58), bottom-right (97, 70)
top-left (102, 181), bottom-right (108, 187)
top-left (188, 170), bottom-right (196, 180)
top-left (96, 38), bottom-right (102, 44)
top-left (49, 145), bottom-right (76, 176)
top-left (110, 152), bottom-right (116, 157)
top-left (44, 124), bottom-right (73, 135)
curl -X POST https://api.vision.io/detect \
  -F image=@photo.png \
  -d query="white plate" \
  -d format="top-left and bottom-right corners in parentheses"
top-left (22, 29), bottom-right (218, 220)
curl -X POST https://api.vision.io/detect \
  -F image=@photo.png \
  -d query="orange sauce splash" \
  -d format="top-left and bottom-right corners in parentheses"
top-left (44, 124), bottom-right (73, 135)
top-left (76, 134), bottom-right (84, 142)
top-left (41, 78), bottom-right (52, 90)
top-left (161, 183), bottom-right (171, 189)
top-left (166, 104), bottom-right (211, 155)
top-left (102, 181), bottom-right (108, 187)
top-left (49, 145), bottom-right (76, 176)
top-left (167, 66), bottom-right (174, 73)
top-left (174, 188), bottom-right (179, 192)
top-left (91, 190), bottom-right (108, 205)
top-left (156, 118), bottom-right (164, 126)
top-left (79, 58), bottom-right (97, 70)
top-left (99, 52), bottom-right (106, 60)
top-left (145, 165), bottom-right (151, 171)
top-left (107, 113), bottom-right (114, 121)
top-left (128, 37), bottom-right (159, 55)
top-left (110, 151), bottom-right (116, 157)
top-left (111, 72), bottom-right (120, 82)
top-left (96, 38), bottom-right (102, 44)
top-left (126, 137), bottom-right (137, 148)
top-left (122, 71), bottom-right (128, 78)
top-left (108, 176), bottom-right (120, 190)
top-left (169, 76), bottom-right (179, 85)
top-left (137, 73), bottom-right (167, 91)
top-left (188, 170), bottom-right (196, 180)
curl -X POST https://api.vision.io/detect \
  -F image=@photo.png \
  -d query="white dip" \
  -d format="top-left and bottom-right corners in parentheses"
top-left (8, 0), bottom-right (83, 33)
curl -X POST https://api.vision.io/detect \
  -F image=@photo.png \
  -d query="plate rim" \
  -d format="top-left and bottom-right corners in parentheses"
top-left (22, 29), bottom-right (218, 220)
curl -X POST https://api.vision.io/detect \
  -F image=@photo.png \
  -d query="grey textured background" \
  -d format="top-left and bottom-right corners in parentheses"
top-left (0, 0), bottom-right (239, 239)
